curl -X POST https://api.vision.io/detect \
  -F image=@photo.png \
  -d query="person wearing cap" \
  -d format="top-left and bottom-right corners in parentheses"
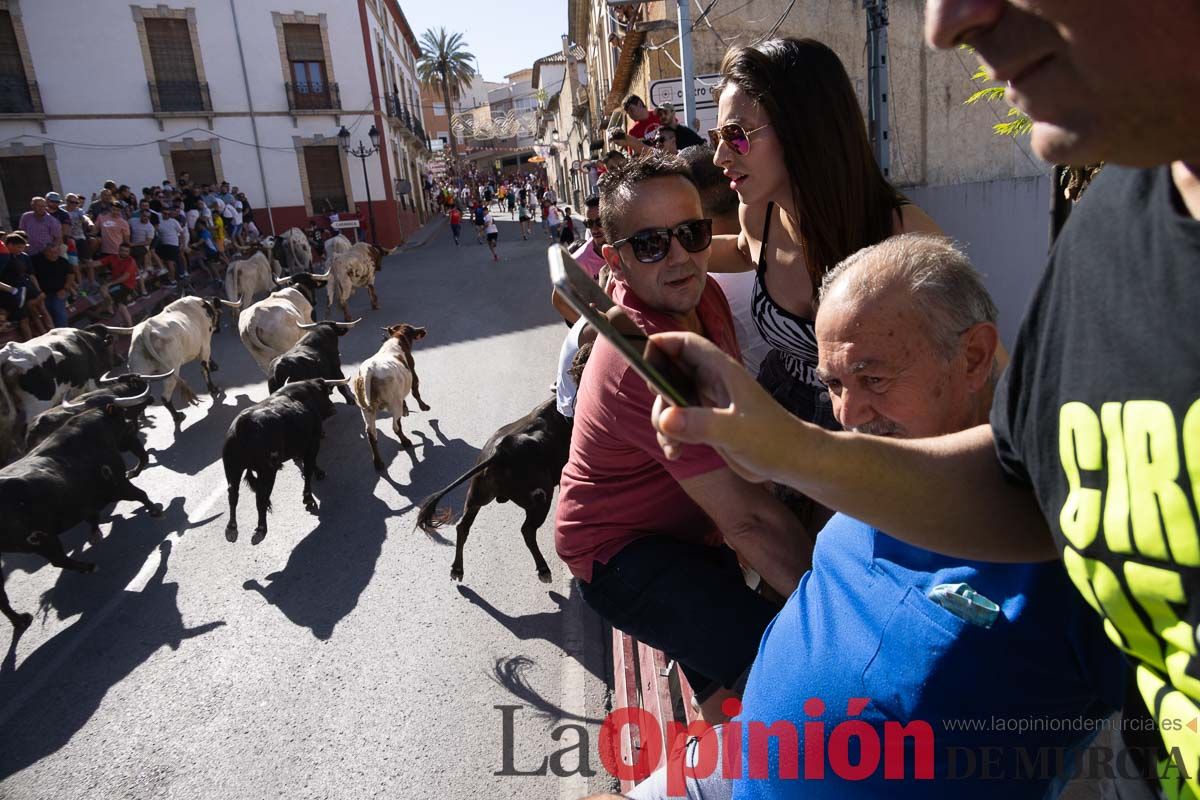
top-left (44, 192), bottom-right (71, 239)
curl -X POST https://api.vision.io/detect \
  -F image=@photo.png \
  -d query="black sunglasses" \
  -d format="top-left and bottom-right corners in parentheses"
top-left (612, 219), bottom-right (713, 264)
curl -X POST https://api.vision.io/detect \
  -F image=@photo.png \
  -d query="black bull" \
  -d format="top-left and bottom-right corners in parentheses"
top-left (416, 398), bottom-right (573, 584)
top-left (222, 378), bottom-right (344, 546)
top-left (0, 405), bottom-right (163, 632)
top-left (266, 321), bottom-right (358, 404)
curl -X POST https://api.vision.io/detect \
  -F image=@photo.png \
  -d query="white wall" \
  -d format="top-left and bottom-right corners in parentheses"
top-left (0, 0), bottom-right (387, 216)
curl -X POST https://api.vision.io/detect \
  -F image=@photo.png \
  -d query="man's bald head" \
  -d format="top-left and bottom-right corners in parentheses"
top-left (815, 235), bottom-right (1000, 438)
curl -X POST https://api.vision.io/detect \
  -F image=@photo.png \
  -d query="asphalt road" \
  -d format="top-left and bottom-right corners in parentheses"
top-left (0, 216), bottom-right (617, 799)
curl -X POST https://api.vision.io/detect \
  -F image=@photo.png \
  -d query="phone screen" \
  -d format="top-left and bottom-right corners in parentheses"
top-left (548, 245), bottom-right (698, 407)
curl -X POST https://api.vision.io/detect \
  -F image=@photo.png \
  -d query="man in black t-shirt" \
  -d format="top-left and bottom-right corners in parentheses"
top-left (35, 242), bottom-right (72, 327)
top-left (644, 3), bottom-right (1200, 796)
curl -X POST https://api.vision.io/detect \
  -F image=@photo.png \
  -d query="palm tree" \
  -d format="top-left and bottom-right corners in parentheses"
top-left (417, 28), bottom-right (476, 169)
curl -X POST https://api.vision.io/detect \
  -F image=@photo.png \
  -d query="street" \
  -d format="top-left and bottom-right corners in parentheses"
top-left (0, 216), bottom-right (615, 800)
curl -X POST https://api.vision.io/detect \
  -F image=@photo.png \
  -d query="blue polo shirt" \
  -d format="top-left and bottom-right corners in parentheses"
top-left (732, 514), bottom-right (1127, 799)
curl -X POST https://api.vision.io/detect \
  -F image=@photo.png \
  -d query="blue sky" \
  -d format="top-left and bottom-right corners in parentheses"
top-left (401, 1), bottom-right (569, 81)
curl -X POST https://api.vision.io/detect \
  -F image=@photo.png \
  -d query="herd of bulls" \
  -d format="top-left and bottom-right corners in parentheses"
top-left (0, 232), bottom-right (422, 632)
top-left (0, 231), bottom-right (580, 638)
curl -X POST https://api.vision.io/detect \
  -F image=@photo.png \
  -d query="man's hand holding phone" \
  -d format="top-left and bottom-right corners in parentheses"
top-left (647, 331), bottom-right (803, 485)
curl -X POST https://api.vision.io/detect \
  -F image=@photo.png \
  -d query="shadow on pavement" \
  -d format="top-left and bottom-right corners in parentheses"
top-left (489, 654), bottom-right (603, 725)
top-left (146, 391), bottom-right (257, 476)
top-left (0, 540), bottom-right (224, 780)
top-left (241, 457), bottom-right (390, 641)
top-left (458, 582), bottom-right (606, 688)
top-left (38, 496), bottom-right (218, 623)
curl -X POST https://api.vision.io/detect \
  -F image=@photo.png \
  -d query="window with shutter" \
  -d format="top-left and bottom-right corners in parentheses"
top-left (170, 150), bottom-right (217, 187)
top-left (0, 155), bottom-right (51, 230)
top-left (0, 12), bottom-right (33, 113)
top-left (284, 23), bottom-right (331, 109)
top-left (144, 17), bottom-right (203, 111)
top-left (304, 146), bottom-right (347, 214)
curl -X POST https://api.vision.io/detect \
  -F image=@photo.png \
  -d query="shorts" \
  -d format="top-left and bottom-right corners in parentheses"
top-left (519, 214), bottom-right (531, 222)
top-left (157, 243), bottom-right (180, 262)
top-left (108, 284), bottom-right (133, 305)
top-left (579, 535), bottom-right (778, 702)
top-left (450, 223), bottom-right (461, 237)
top-left (486, 232), bottom-right (498, 244)
top-left (130, 244), bottom-right (148, 261)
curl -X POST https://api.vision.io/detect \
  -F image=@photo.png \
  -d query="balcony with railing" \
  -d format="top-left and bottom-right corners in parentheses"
top-left (0, 75), bottom-right (43, 115)
top-left (286, 81), bottom-right (341, 113)
top-left (386, 93), bottom-right (430, 152)
top-left (148, 80), bottom-right (212, 114)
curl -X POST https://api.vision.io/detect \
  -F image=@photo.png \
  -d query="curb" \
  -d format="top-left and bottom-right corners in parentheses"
top-left (401, 216), bottom-right (448, 252)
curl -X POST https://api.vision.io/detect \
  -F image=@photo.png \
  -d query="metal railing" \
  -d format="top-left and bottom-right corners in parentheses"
top-left (386, 93), bottom-right (429, 149)
top-left (286, 81), bottom-right (341, 112)
top-left (0, 75), bottom-right (42, 114)
top-left (148, 80), bottom-right (211, 113)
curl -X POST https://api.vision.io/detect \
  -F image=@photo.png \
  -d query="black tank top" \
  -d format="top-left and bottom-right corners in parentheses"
top-left (750, 202), bottom-right (822, 385)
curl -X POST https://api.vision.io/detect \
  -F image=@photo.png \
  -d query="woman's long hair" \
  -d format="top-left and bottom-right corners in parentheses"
top-left (718, 38), bottom-right (905, 287)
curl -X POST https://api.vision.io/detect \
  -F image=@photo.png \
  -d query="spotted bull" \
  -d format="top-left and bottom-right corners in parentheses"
top-left (326, 243), bottom-right (396, 321)
top-left (238, 273), bottom-right (331, 374)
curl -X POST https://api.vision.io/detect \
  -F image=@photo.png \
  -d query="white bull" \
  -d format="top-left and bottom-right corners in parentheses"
top-left (237, 274), bottom-right (331, 374)
top-left (327, 243), bottom-right (397, 321)
top-left (103, 296), bottom-right (241, 425)
top-left (225, 247), bottom-right (282, 309)
top-left (273, 227), bottom-right (312, 275)
top-left (324, 234), bottom-right (352, 263)
top-left (352, 323), bottom-right (429, 470)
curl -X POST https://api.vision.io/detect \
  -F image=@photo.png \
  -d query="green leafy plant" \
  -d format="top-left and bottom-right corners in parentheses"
top-left (417, 28), bottom-right (476, 167)
top-left (964, 63), bottom-right (1032, 138)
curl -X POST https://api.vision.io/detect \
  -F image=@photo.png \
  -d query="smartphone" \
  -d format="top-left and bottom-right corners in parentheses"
top-left (548, 245), bottom-right (698, 407)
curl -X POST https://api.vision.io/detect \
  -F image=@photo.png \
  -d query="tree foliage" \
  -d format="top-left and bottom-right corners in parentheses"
top-left (416, 28), bottom-right (476, 165)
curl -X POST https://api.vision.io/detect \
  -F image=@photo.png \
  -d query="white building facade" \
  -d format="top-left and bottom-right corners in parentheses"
top-left (0, 0), bottom-right (431, 247)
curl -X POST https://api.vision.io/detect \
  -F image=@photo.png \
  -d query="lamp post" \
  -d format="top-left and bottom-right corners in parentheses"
top-left (338, 124), bottom-right (381, 244)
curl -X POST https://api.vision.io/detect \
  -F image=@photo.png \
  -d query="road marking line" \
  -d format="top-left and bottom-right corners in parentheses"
top-left (0, 480), bottom-right (226, 727)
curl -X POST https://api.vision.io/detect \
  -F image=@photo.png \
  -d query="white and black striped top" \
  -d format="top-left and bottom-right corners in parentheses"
top-left (750, 202), bottom-right (822, 383)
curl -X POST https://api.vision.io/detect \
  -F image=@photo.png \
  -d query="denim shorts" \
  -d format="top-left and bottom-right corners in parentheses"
top-left (580, 535), bottom-right (778, 701)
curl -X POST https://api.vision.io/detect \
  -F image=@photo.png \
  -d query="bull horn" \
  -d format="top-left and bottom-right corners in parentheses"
top-left (297, 321), bottom-right (320, 329)
top-left (333, 318), bottom-right (362, 329)
top-left (273, 275), bottom-right (294, 286)
top-left (113, 385), bottom-right (151, 407)
top-left (309, 270), bottom-right (331, 283)
top-left (99, 369), bottom-right (124, 384)
top-left (62, 395), bottom-right (89, 409)
top-left (101, 325), bottom-right (136, 335)
top-left (220, 298), bottom-right (242, 308)
top-left (137, 369), bottom-right (175, 382)
top-left (318, 377), bottom-right (350, 387)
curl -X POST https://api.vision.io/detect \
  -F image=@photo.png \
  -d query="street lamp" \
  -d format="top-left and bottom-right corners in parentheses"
top-left (338, 124), bottom-right (381, 244)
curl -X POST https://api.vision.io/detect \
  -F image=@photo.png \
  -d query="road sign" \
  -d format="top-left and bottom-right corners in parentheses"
top-left (331, 219), bottom-right (360, 230)
top-left (649, 74), bottom-right (720, 111)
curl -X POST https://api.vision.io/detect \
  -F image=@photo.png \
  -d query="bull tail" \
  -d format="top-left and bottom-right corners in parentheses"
top-left (243, 469), bottom-right (273, 512)
top-left (351, 373), bottom-right (371, 408)
top-left (415, 453), bottom-right (501, 534)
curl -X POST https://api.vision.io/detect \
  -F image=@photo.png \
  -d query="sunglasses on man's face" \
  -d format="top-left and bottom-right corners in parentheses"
top-left (707, 123), bottom-right (770, 156)
top-left (586, 218), bottom-right (603, 230)
top-left (612, 218), bottom-right (713, 264)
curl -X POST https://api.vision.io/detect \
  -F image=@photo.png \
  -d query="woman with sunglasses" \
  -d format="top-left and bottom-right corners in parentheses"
top-left (708, 38), bottom-right (941, 432)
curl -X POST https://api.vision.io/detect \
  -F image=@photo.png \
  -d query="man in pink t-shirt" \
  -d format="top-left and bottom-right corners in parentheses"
top-left (552, 194), bottom-right (606, 325)
top-left (554, 154), bottom-right (811, 719)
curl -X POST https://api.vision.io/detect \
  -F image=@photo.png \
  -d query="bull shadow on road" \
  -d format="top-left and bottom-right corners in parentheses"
top-left (241, 469), bottom-right (390, 641)
top-left (145, 391), bottom-right (256, 476)
top-left (457, 581), bottom-right (607, 693)
top-left (0, 541), bottom-right (225, 780)
top-left (37, 496), bottom-right (218, 623)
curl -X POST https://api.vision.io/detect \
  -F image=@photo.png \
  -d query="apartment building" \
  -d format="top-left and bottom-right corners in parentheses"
top-left (0, 0), bottom-right (432, 247)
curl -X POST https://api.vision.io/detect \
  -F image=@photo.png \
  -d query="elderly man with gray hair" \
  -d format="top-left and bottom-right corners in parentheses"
top-left (626, 235), bottom-right (1128, 800)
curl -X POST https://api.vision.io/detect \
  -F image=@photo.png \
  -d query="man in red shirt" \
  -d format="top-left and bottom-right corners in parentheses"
top-left (621, 94), bottom-right (661, 155)
top-left (96, 242), bottom-right (144, 327)
top-left (554, 154), bottom-right (811, 720)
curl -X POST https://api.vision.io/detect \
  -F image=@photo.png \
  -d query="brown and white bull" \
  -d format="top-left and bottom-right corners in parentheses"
top-left (225, 245), bottom-right (282, 309)
top-left (237, 273), bottom-right (330, 374)
top-left (103, 296), bottom-right (241, 425)
top-left (326, 243), bottom-right (396, 321)
top-left (351, 323), bottom-right (430, 470)
top-left (324, 233), bottom-right (352, 264)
